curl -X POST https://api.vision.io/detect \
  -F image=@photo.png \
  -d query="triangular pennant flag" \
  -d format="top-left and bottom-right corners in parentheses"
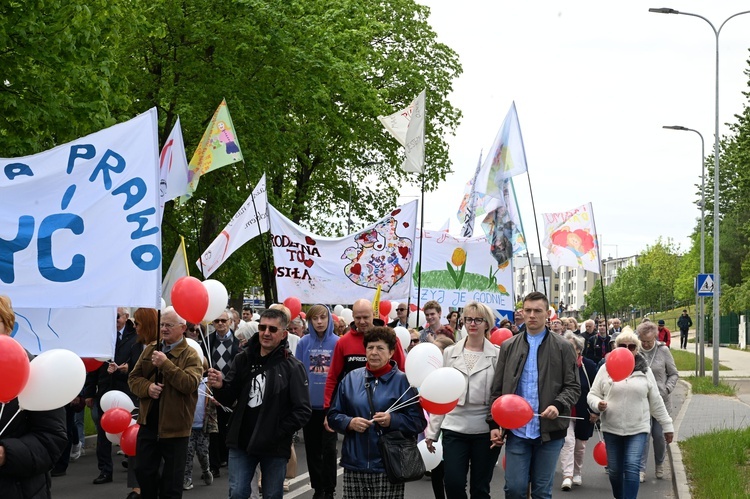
top-left (159, 117), bottom-right (190, 214)
top-left (162, 236), bottom-right (189, 306)
top-left (378, 90), bottom-right (426, 174)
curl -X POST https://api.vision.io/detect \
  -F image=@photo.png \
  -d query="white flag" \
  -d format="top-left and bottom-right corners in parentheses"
top-left (542, 203), bottom-right (601, 274)
top-left (159, 118), bottom-right (190, 211)
top-left (197, 174), bottom-right (269, 278)
top-left (378, 90), bottom-right (426, 174)
top-left (162, 236), bottom-right (189, 306)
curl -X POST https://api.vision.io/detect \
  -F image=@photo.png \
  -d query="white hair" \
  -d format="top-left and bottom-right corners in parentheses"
top-left (162, 306), bottom-right (186, 325)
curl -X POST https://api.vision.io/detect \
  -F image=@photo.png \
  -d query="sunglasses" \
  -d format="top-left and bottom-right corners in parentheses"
top-left (619, 344), bottom-right (637, 351)
top-left (213, 318), bottom-right (228, 323)
top-left (396, 308), bottom-right (406, 311)
top-left (258, 324), bottom-right (280, 333)
top-left (410, 339), bottom-right (420, 344)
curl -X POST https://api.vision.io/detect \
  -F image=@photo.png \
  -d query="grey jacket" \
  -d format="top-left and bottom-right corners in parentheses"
top-left (488, 329), bottom-right (580, 442)
top-left (640, 342), bottom-right (679, 413)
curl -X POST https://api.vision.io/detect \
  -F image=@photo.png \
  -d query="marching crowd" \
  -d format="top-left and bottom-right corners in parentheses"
top-left (0, 292), bottom-right (683, 499)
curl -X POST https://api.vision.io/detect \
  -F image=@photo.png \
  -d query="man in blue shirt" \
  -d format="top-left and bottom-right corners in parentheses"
top-left (488, 292), bottom-right (580, 499)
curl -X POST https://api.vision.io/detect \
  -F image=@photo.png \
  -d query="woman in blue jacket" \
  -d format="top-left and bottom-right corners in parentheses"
top-left (327, 327), bottom-right (426, 499)
top-left (296, 304), bottom-right (339, 499)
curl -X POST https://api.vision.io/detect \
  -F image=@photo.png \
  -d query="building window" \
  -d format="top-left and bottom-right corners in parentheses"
top-left (555, 284), bottom-right (559, 291)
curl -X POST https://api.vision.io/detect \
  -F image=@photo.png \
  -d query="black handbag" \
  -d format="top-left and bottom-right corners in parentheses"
top-left (366, 381), bottom-right (425, 484)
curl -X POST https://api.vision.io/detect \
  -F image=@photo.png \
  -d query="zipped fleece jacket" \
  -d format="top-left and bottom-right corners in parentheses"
top-left (588, 354), bottom-right (674, 436)
top-left (487, 329), bottom-right (580, 442)
top-left (129, 339), bottom-right (203, 438)
top-left (214, 336), bottom-right (312, 459)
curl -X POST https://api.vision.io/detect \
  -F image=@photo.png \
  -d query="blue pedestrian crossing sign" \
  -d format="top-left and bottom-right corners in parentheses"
top-left (696, 274), bottom-right (714, 297)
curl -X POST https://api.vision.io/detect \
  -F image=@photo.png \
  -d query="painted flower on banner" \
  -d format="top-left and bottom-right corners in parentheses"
top-left (342, 215), bottom-right (412, 291)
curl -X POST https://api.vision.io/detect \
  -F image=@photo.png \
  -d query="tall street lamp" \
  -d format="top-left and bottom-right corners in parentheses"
top-left (650, 7), bottom-right (750, 385)
top-left (662, 125), bottom-right (705, 376)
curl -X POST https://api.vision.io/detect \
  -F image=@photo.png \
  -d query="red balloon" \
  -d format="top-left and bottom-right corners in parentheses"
top-left (100, 407), bottom-right (132, 434)
top-left (121, 423), bottom-right (140, 456)
top-left (490, 328), bottom-right (513, 346)
top-left (419, 397), bottom-right (459, 415)
top-left (81, 358), bottom-right (104, 373)
top-left (606, 348), bottom-right (635, 382)
top-left (593, 441), bottom-right (607, 466)
top-left (491, 394), bottom-right (534, 429)
top-left (284, 297), bottom-right (302, 320)
top-left (409, 304), bottom-right (418, 312)
top-left (0, 335), bottom-right (31, 403)
top-left (332, 314), bottom-right (339, 323)
top-left (171, 276), bottom-right (209, 323)
top-left (379, 301), bottom-right (392, 317)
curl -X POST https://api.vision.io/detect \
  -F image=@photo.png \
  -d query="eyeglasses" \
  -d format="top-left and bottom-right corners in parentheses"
top-left (464, 317), bottom-right (485, 324)
top-left (160, 323), bottom-right (179, 329)
top-left (116, 314), bottom-right (121, 319)
top-left (258, 324), bottom-right (280, 333)
top-left (410, 339), bottom-right (420, 344)
top-left (213, 318), bottom-right (228, 323)
top-left (396, 308), bottom-right (406, 312)
top-left (619, 344), bottom-right (637, 351)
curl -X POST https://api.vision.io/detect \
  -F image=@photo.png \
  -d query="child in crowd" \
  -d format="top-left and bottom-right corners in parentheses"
top-left (184, 368), bottom-right (217, 490)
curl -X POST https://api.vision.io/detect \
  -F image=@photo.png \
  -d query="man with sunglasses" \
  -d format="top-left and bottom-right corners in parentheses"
top-left (387, 302), bottom-right (408, 328)
top-left (206, 309), bottom-right (241, 477)
top-left (208, 308), bottom-right (311, 499)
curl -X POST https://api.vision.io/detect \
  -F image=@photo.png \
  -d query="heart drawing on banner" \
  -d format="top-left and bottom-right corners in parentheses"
top-left (305, 236), bottom-right (316, 246)
top-left (350, 263), bottom-right (362, 275)
top-left (303, 259), bottom-right (314, 268)
top-left (391, 208), bottom-right (402, 216)
top-left (398, 246), bottom-right (409, 258)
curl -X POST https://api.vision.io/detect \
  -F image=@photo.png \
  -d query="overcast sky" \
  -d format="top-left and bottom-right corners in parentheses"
top-left (403, 0), bottom-right (750, 260)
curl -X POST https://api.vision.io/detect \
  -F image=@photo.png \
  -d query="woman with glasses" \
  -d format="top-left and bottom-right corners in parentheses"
top-left (424, 301), bottom-right (501, 499)
top-left (588, 330), bottom-right (674, 499)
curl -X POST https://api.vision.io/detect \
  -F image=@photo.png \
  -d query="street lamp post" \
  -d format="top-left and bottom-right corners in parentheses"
top-left (650, 7), bottom-right (750, 386)
top-left (663, 125), bottom-right (705, 376)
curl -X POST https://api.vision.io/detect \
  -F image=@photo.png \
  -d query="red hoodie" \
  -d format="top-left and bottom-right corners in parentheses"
top-left (323, 326), bottom-right (406, 408)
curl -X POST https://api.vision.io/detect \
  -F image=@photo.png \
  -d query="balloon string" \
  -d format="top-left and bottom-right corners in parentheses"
top-left (533, 413), bottom-right (584, 420)
top-left (386, 387), bottom-right (414, 413)
top-left (199, 326), bottom-right (213, 370)
top-left (198, 389), bottom-right (232, 413)
top-left (388, 395), bottom-right (420, 413)
top-left (0, 403), bottom-right (4, 426)
top-left (0, 408), bottom-right (22, 438)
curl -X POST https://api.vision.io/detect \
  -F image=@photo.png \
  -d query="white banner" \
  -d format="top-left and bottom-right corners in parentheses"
top-left (159, 117), bottom-right (190, 211)
top-left (542, 202), bottom-right (601, 274)
top-left (412, 230), bottom-right (514, 316)
top-left (269, 201), bottom-right (418, 304)
top-left (12, 307), bottom-right (116, 358)
top-left (0, 109), bottom-right (161, 308)
top-left (378, 90), bottom-right (426, 174)
top-left (197, 174), bottom-right (269, 278)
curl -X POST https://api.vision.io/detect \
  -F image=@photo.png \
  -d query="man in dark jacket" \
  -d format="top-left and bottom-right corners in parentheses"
top-left (208, 308), bottom-right (311, 499)
top-left (585, 321), bottom-right (612, 365)
top-left (489, 291), bottom-right (580, 499)
top-left (84, 306), bottom-right (139, 485)
top-left (677, 310), bottom-right (693, 350)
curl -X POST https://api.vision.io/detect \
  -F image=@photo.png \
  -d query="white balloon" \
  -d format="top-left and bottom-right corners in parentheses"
top-left (393, 327), bottom-right (411, 353)
top-left (341, 308), bottom-right (353, 324)
top-left (404, 342), bottom-right (443, 387)
top-left (420, 367), bottom-right (465, 403)
top-left (100, 390), bottom-right (136, 413)
top-left (202, 279), bottom-right (229, 322)
top-left (18, 349), bottom-right (86, 411)
top-left (407, 311), bottom-right (426, 329)
top-left (418, 438), bottom-right (443, 471)
top-left (186, 338), bottom-right (204, 364)
top-left (106, 431), bottom-right (122, 445)
top-left (334, 305), bottom-right (345, 316)
top-left (160, 297), bottom-right (167, 311)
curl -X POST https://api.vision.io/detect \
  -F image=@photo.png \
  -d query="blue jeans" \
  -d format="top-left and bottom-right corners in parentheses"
top-left (504, 433), bottom-right (564, 499)
top-left (640, 417), bottom-right (666, 472)
top-left (442, 430), bottom-right (500, 499)
top-left (604, 432), bottom-right (648, 499)
top-left (228, 448), bottom-right (288, 499)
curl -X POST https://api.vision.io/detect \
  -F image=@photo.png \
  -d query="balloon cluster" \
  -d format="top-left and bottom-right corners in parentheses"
top-left (171, 277), bottom-right (229, 323)
top-left (405, 343), bottom-right (463, 415)
top-left (99, 390), bottom-right (139, 455)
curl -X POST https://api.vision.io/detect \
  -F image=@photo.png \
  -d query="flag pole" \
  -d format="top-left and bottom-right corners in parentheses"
top-left (415, 171), bottom-right (426, 324)
top-left (590, 206), bottom-right (608, 328)
top-left (524, 171), bottom-right (546, 296)
top-left (190, 203), bottom-right (206, 277)
top-left (240, 161), bottom-right (274, 306)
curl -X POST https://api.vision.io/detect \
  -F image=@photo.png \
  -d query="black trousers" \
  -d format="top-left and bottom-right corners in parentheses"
top-left (134, 424), bottom-right (189, 499)
top-left (92, 403), bottom-right (114, 475)
top-left (209, 404), bottom-right (230, 472)
top-left (302, 409), bottom-right (338, 493)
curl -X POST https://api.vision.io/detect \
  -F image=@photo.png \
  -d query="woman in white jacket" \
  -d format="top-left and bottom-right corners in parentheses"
top-left (587, 330), bottom-right (674, 499)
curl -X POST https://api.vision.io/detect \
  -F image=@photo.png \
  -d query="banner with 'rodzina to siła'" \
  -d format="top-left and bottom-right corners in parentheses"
top-left (268, 201), bottom-right (418, 304)
top-left (0, 109), bottom-right (161, 309)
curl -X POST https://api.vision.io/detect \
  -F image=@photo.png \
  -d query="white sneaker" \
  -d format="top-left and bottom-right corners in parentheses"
top-left (561, 478), bottom-right (573, 491)
top-left (70, 442), bottom-right (82, 461)
top-left (655, 463), bottom-right (664, 479)
top-left (183, 479), bottom-right (193, 490)
top-left (572, 475), bottom-right (582, 486)
top-left (639, 471), bottom-right (645, 483)
top-left (283, 479), bottom-right (291, 492)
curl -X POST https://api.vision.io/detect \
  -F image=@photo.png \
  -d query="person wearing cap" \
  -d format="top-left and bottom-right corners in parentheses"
top-left (657, 320), bottom-right (671, 348)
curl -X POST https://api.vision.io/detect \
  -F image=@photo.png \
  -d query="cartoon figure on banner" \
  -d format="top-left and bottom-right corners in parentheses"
top-left (484, 207), bottom-right (513, 266)
top-left (550, 227), bottom-right (596, 265)
top-left (341, 214), bottom-right (412, 291)
top-left (215, 121), bottom-right (240, 155)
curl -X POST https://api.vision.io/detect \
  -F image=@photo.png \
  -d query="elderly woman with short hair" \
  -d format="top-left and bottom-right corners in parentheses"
top-left (637, 321), bottom-right (678, 482)
top-left (588, 330), bottom-right (674, 499)
top-left (327, 327), bottom-right (426, 499)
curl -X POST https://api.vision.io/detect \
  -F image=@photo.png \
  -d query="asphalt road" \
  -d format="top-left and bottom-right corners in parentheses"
top-left (50, 414), bottom-right (678, 499)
